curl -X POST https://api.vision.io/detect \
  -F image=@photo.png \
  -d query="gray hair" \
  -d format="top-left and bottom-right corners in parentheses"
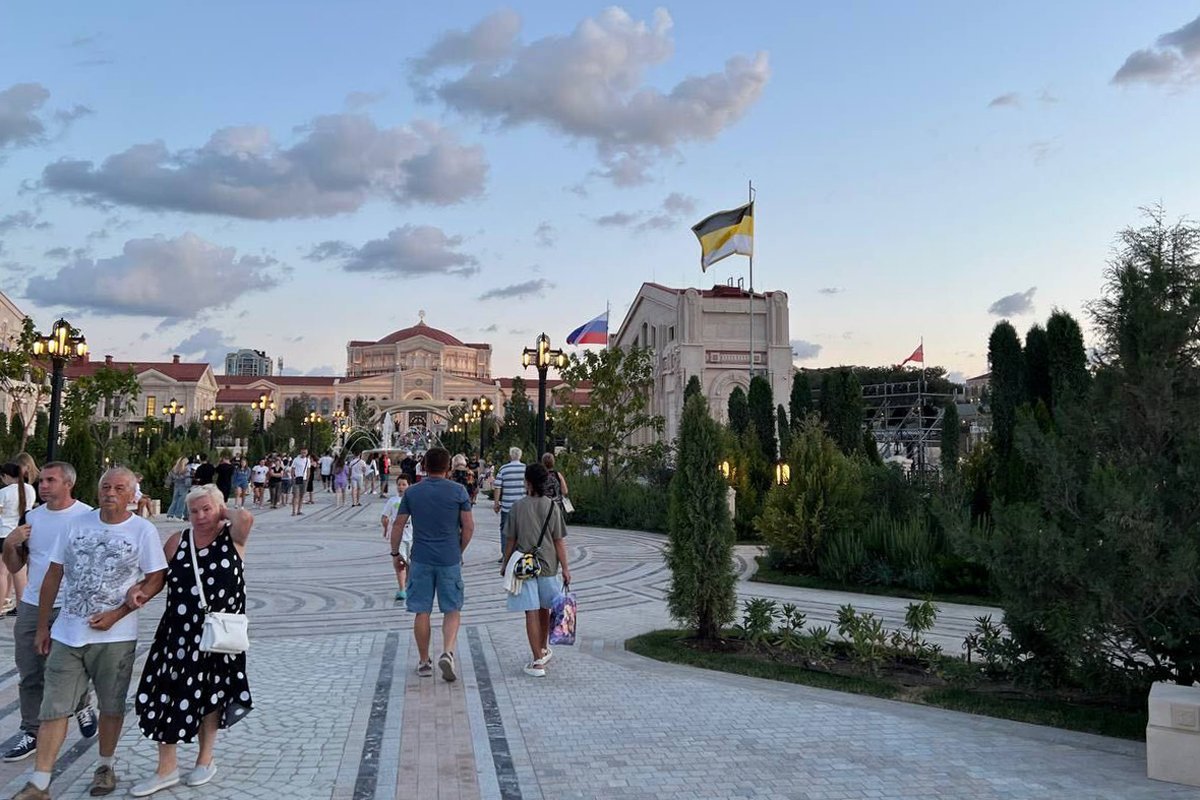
top-left (186, 483), bottom-right (226, 512)
top-left (41, 461), bottom-right (77, 486)
top-left (98, 466), bottom-right (137, 489)
top-left (509, 446), bottom-right (522, 461)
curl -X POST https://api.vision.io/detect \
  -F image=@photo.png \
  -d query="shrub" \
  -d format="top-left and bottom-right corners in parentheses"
top-left (564, 474), bottom-right (668, 533)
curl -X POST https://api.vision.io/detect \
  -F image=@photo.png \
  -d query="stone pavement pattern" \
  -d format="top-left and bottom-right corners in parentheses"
top-left (0, 491), bottom-right (1188, 799)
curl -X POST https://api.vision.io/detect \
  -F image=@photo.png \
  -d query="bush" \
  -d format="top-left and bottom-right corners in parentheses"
top-left (564, 473), bottom-right (669, 533)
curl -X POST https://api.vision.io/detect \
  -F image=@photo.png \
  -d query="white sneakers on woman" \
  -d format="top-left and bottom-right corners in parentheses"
top-left (130, 762), bottom-right (215, 796)
top-left (186, 762), bottom-right (218, 787)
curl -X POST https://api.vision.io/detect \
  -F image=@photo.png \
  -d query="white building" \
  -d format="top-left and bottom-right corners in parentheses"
top-left (224, 348), bottom-right (273, 377)
top-left (612, 282), bottom-right (793, 442)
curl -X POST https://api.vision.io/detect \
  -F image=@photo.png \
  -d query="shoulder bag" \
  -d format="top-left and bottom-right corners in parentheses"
top-left (188, 528), bottom-right (250, 654)
top-left (513, 502), bottom-right (558, 580)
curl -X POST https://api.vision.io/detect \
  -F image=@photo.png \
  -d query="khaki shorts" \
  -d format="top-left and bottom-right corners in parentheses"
top-left (41, 640), bottom-right (136, 719)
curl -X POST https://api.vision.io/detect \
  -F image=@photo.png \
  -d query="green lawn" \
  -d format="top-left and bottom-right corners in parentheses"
top-left (626, 629), bottom-right (1146, 741)
top-left (750, 558), bottom-right (1000, 607)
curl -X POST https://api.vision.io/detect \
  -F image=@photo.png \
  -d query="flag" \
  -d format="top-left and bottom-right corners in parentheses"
top-left (901, 343), bottom-right (924, 365)
top-left (691, 202), bottom-right (754, 271)
top-left (566, 311), bottom-right (608, 345)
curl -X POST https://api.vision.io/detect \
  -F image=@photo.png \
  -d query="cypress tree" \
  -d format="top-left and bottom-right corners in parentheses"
top-left (987, 321), bottom-right (1025, 457)
top-left (59, 425), bottom-right (98, 505)
top-left (683, 375), bottom-right (702, 404)
top-left (817, 372), bottom-right (836, 428)
top-left (1046, 309), bottom-right (1089, 411)
top-left (836, 369), bottom-right (865, 456)
top-left (940, 401), bottom-right (960, 473)
top-left (727, 387), bottom-right (749, 436)
top-left (776, 404), bottom-right (791, 459)
top-left (666, 394), bottom-right (736, 640)
top-left (1024, 323), bottom-right (1052, 409)
top-left (747, 375), bottom-right (776, 460)
top-left (789, 371), bottom-right (813, 431)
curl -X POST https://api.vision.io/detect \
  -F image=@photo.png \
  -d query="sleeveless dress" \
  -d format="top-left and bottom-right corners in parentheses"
top-left (135, 524), bottom-right (253, 743)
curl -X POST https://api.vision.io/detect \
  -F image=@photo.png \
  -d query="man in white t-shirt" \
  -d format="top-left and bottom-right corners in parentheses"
top-left (290, 449), bottom-right (311, 517)
top-left (349, 453), bottom-right (367, 507)
top-left (1, 462), bottom-right (97, 763)
top-left (319, 453), bottom-right (334, 492)
top-left (19, 467), bottom-right (168, 800)
top-left (380, 476), bottom-right (413, 601)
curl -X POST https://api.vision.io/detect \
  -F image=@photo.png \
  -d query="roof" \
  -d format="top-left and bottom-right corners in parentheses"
top-left (496, 378), bottom-right (591, 390)
top-left (64, 359), bottom-right (210, 382)
top-left (642, 281), bottom-right (775, 299)
top-left (350, 321), bottom-right (465, 348)
top-left (218, 375), bottom-right (340, 387)
top-left (216, 388), bottom-right (273, 403)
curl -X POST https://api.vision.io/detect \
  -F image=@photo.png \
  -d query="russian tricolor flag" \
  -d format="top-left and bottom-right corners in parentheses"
top-left (566, 311), bottom-right (608, 346)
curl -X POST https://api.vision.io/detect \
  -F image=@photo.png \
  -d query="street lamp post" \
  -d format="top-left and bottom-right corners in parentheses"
top-left (331, 409), bottom-right (347, 450)
top-left (521, 333), bottom-right (566, 458)
top-left (203, 408), bottom-right (225, 452)
top-left (471, 397), bottom-right (493, 458)
top-left (305, 411), bottom-right (322, 452)
top-left (251, 393), bottom-right (275, 433)
top-left (161, 398), bottom-right (186, 438)
top-left (32, 318), bottom-right (88, 462)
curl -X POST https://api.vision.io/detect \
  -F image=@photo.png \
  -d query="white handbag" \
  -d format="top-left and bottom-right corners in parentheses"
top-left (188, 529), bottom-right (250, 654)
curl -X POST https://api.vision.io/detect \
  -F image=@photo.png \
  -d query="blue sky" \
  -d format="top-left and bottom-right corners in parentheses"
top-left (1, 2), bottom-right (1198, 382)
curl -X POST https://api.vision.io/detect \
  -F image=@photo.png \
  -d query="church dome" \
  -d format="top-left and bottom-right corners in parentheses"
top-left (376, 320), bottom-right (464, 347)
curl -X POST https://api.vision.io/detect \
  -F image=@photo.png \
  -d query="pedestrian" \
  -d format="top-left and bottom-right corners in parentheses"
top-left (348, 452), bottom-right (366, 506)
top-left (127, 485), bottom-right (253, 796)
top-left (213, 456), bottom-right (234, 503)
top-left (493, 447), bottom-right (527, 560)
top-left (305, 455), bottom-right (316, 504)
top-left (399, 451), bottom-right (417, 484)
top-left (380, 476), bottom-right (411, 601)
top-left (280, 457), bottom-right (293, 504)
top-left (500, 462), bottom-right (570, 678)
top-left (450, 455), bottom-right (472, 498)
top-left (290, 449), bottom-right (310, 516)
top-left (1, 461), bottom-right (98, 764)
top-left (267, 459), bottom-right (283, 509)
top-left (0, 462), bottom-right (36, 615)
top-left (231, 458), bottom-right (251, 510)
top-left (250, 459), bottom-right (268, 508)
top-left (388, 448), bottom-right (473, 682)
top-left (332, 455), bottom-right (348, 507)
top-left (379, 453), bottom-right (390, 497)
top-left (540, 452), bottom-right (570, 505)
top-left (319, 451), bottom-right (334, 492)
top-left (166, 458), bottom-right (191, 520)
top-left (366, 454), bottom-right (378, 496)
top-left (12, 467), bottom-right (168, 800)
top-left (192, 454), bottom-right (215, 487)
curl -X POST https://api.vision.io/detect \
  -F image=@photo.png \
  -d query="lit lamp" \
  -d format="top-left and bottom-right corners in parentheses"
top-left (719, 460), bottom-right (734, 482)
top-left (202, 408), bottom-right (225, 451)
top-left (521, 332), bottom-right (567, 457)
top-left (31, 318), bottom-right (87, 461)
top-left (251, 393), bottom-right (275, 432)
top-left (304, 411), bottom-right (322, 451)
top-left (774, 461), bottom-right (791, 486)
top-left (472, 396), bottom-right (493, 457)
top-left (161, 398), bottom-right (186, 436)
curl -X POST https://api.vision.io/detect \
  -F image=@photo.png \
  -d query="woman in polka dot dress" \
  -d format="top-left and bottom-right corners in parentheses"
top-left (127, 484), bottom-right (254, 797)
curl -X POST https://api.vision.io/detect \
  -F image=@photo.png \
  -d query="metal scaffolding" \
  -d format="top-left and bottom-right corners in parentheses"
top-left (861, 380), bottom-right (955, 471)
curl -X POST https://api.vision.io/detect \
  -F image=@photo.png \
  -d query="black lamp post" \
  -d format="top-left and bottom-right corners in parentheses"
top-left (161, 398), bottom-right (186, 438)
top-left (32, 318), bottom-right (88, 462)
top-left (305, 411), bottom-right (322, 452)
top-left (331, 409), bottom-right (347, 450)
top-left (251, 393), bottom-right (274, 432)
top-left (521, 333), bottom-right (566, 458)
top-left (472, 396), bottom-right (493, 457)
top-left (203, 408), bottom-right (224, 452)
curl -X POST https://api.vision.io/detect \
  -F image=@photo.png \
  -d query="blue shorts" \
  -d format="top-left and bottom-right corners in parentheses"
top-left (507, 575), bottom-right (563, 612)
top-left (406, 561), bottom-right (464, 614)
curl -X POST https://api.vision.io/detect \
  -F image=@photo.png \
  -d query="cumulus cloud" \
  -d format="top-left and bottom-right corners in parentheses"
top-left (172, 326), bottom-right (235, 366)
top-left (987, 286), bottom-right (1037, 317)
top-left (0, 83), bottom-right (91, 152)
top-left (534, 221), bottom-right (556, 247)
top-left (791, 340), bottom-right (822, 361)
top-left (947, 371), bottom-right (967, 385)
top-left (305, 224), bottom-right (479, 277)
top-left (987, 92), bottom-right (1021, 108)
top-left (42, 114), bottom-right (488, 219)
top-left (413, 7), bottom-right (769, 185)
top-left (0, 210), bottom-right (47, 233)
top-left (594, 192), bottom-right (697, 232)
top-left (1112, 13), bottom-right (1200, 86)
top-left (479, 278), bottom-right (553, 301)
top-left (25, 232), bottom-right (280, 318)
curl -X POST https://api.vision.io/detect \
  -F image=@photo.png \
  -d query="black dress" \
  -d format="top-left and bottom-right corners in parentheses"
top-left (135, 524), bottom-right (253, 743)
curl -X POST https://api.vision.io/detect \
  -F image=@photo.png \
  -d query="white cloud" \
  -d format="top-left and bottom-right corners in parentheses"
top-left (306, 225), bottom-right (479, 277)
top-left (413, 7), bottom-right (769, 185)
top-left (0, 83), bottom-right (91, 152)
top-left (818, 287), bottom-right (843, 295)
top-left (987, 92), bottom-right (1021, 108)
top-left (1113, 13), bottom-right (1200, 86)
top-left (172, 326), bottom-right (235, 367)
top-left (42, 114), bottom-right (488, 218)
top-left (987, 286), bottom-right (1037, 317)
top-left (594, 192), bottom-right (697, 232)
top-left (479, 278), bottom-right (553, 301)
top-left (25, 232), bottom-right (280, 318)
top-left (791, 340), bottom-right (822, 360)
top-left (534, 221), bottom-right (556, 247)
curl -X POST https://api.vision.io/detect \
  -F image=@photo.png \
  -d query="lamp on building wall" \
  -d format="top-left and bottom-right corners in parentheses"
top-left (32, 318), bottom-right (88, 461)
top-left (203, 408), bottom-right (225, 452)
top-left (161, 398), bottom-right (186, 437)
top-left (251, 393), bottom-right (274, 432)
top-left (521, 332), bottom-right (567, 457)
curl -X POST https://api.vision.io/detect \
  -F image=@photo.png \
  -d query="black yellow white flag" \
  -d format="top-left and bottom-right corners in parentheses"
top-left (691, 202), bottom-right (754, 271)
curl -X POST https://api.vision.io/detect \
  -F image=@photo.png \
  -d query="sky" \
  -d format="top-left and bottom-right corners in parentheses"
top-left (1, 2), bottom-right (1199, 384)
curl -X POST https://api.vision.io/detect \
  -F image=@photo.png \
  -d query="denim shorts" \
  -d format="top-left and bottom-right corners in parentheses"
top-left (406, 561), bottom-right (464, 614)
top-left (507, 574), bottom-right (563, 612)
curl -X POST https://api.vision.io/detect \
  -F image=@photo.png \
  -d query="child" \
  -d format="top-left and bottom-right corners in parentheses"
top-left (381, 476), bottom-right (413, 601)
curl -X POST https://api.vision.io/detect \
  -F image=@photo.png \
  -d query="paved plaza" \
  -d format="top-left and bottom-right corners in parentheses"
top-left (0, 492), bottom-right (1190, 799)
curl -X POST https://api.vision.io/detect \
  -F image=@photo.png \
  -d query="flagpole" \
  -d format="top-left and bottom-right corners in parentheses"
top-left (918, 335), bottom-right (925, 471)
top-left (748, 179), bottom-right (755, 379)
top-left (605, 300), bottom-right (610, 351)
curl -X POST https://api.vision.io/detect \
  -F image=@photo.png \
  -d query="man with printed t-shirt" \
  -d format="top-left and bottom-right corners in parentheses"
top-left (2, 462), bottom-right (97, 764)
top-left (290, 449), bottom-right (311, 516)
top-left (11, 468), bottom-right (168, 800)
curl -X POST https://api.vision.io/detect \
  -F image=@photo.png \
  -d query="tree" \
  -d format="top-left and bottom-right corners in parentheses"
top-left (727, 386), bottom-right (748, 436)
top-left (775, 404), bottom-right (791, 459)
top-left (556, 347), bottom-right (665, 487)
top-left (665, 394), bottom-right (736, 640)
top-left (987, 321), bottom-right (1025, 457)
top-left (498, 377), bottom-right (536, 457)
top-left (1024, 323), bottom-right (1051, 409)
top-left (788, 371), bottom-right (812, 431)
top-left (940, 401), bottom-right (960, 473)
top-left (683, 375), bottom-right (702, 405)
top-left (1046, 309), bottom-right (1090, 410)
top-left (229, 406), bottom-right (255, 443)
top-left (747, 375), bottom-right (776, 460)
top-left (58, 423), bottom-right (98, 505)
top-left (0, 317), bottom-right (48, 452)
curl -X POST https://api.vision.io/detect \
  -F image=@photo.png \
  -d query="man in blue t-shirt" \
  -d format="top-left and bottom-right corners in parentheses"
top-left (389, 447), bottom-right (474, 682)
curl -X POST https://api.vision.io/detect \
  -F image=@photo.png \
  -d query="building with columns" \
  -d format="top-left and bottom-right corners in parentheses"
top-left (612, 282), bottom-right (793, 443)
top-left (64, 354), bottom-right (220, 434)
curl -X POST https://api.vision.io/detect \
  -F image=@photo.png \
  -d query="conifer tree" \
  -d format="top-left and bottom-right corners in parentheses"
top-left (1045, 309), bottom-right (1089, 411)
top-left (775, 404), bottom-right (791, 459)
top-left (987, 321), bottom-right (1025, 457)
top-left (683, 375), bottom-right (702, 404)
top-left (727, 387), bottom-right (749, 436)
top-left (1024, 323), bottom-right (1052, 408)
top-left (789, 371), bottom-right (813, 430)
top-left (747, 375), bottom-right (776, 460)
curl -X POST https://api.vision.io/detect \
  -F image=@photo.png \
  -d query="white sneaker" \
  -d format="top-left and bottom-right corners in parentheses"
top-left (523, 663), bottom-right (546, 677)
top-left (130, 770), bottom-right (179, 796)
top-left (185, 762), bottom-right (218, 787)
top-left (536, 646), bottom-right (553, 666)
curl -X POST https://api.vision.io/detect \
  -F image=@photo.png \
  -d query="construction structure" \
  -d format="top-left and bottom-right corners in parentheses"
top-left (862, 378), bottom-right (957, 471)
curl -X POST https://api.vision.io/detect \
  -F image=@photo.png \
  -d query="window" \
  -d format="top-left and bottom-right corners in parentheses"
top-left (669, 326), bottom-right (675, 341)
top-left (145, 396), bottom-right (157, 417)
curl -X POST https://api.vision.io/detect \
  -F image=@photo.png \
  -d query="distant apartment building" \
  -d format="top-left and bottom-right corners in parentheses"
top-left (224, 349), bottom-right (273, 377)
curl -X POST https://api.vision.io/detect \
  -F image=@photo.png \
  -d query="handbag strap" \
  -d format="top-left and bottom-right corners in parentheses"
top-left (530, 501), bottom-right (556, 553)
top-left (187, 528), bottom-right (210, 611)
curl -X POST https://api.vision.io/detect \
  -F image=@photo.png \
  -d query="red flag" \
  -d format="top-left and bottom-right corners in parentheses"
top-left (901, 344), bottom-right (924, 365)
